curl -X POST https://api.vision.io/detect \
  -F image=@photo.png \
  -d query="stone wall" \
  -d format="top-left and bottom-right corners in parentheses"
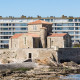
top-left (0, 48), bottom-right (57, 64)
top-left (58, 48), bottom-right (80, 63)
top-left (1, 48), bottom-right (80, 64)
top-left (16, 48), bottom-right (58, 62)
top-left (28, 24), bottom-right (42, 35)
top-left (19, 35), bottom-right (33, 48)
top-left (47, 37), bottom-right (64, 48)
top-left (9, 39), bottom-right (19, 49)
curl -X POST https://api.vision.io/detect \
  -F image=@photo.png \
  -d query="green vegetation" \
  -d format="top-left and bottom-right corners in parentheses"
top-left (73, 44), bottom-right (80, 48)
top-left (12, 67), bottom-right (33, 72)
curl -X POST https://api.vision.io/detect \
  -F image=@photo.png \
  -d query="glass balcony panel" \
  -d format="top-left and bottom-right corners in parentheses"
top-left (68, 19), bottom-right (73, 22)
top-left (68, 23), bottom-right (74, 26)
top-left (63, 27), bottom-right (69, 30)
top-left (45, 19), bottom-right (50, 22)
top-left (68, 31), bottom-right (74, 34)
top-left (69, 27), bottom-right (74, 30)
top-left (62, 23), bottom-right (68, 26)
top-left (56, 23), bottom-right (62, 26)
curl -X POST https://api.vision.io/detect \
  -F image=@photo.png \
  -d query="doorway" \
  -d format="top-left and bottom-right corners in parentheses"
top-left (28, 53), bottom-right (32, 59)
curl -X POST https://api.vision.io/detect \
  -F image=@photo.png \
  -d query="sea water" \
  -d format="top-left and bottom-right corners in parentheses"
top-left (60, 74), bottom-right (80, 80)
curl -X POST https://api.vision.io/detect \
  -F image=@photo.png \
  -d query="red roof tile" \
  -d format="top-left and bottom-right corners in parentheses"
top-left (48, 33), bottom-right (67, 37)
top-left (28, 20), bottom-right (52, 25)
top-left (10, 33), bottom-right (23, 39)
top-left (10, 33), bottom-right (39, 39)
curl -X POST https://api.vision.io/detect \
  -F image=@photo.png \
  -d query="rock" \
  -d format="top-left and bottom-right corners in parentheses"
top-left (26, 70), bottom-right (35, 76)
top-left (62, 61), bottom-right (79, 68)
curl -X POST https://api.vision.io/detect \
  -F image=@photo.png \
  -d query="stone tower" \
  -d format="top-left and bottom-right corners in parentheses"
top-left (40, 27), bottom-right (47, 48)
top-left (27, 20), bottom-right (53, 48)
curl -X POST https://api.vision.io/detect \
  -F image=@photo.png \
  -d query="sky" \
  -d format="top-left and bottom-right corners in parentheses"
top-left (0, 0), bottom-right (80, 17)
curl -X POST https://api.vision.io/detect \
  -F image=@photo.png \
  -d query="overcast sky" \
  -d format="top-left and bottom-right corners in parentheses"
top-left (0, 0), bottom-right (80, 17)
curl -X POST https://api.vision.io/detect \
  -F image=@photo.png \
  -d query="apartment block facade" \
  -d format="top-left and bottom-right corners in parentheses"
top-left (0, 15), bottom-right (80, 48)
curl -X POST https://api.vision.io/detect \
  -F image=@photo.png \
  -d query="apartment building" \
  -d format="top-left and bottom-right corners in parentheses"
top-left (41, 15), bottom-right (80, 45)
top-left (0, 15), bottom-right (80, 48)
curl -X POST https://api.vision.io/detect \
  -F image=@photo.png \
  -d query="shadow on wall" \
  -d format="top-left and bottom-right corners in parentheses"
top-left (60, 59), bottom-right (70, 63)
top-left (50, 54), bottom-right (56, 62)
top-left (60, 59), bottom-right (80, 64)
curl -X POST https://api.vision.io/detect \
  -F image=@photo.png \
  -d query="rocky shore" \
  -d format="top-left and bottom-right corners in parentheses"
top-left (0, 61), bottom-right (79, 80)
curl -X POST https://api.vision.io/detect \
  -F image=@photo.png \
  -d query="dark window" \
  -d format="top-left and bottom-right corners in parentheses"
top-left (75, 19), bottom-right (77, 22)
top-left (69, 19), bottom-right (73, 22)
top-left (28, 53), bottom-right (32, 58)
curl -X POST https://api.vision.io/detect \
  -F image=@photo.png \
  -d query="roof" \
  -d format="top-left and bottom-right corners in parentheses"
top-left (48, 33), bottom-right (67, 37)
top-left (28, 20), bottom-right (52, 25)
top-left (10, 33), bottom-right (23, 39)
top-left (10, 33), bottom-right (39, 39)
top-left (0, 15), bottom-right (80, 19)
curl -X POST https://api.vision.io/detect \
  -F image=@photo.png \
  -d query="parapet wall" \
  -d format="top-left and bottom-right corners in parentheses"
top-left (58, 48), bottom-right (80, 63)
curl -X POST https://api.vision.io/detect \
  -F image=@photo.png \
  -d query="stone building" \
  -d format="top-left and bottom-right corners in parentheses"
top-left (0, 20), bottom-right (80, 64)
top-left (9, 20), bottom-right (71, 49)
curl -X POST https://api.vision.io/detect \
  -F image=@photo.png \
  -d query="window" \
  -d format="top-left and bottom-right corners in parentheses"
top-left (20, 23), bottom-right (27, 26)
top-left (56, 23), bottom-right (62, 26)
top-left (33, 25), bottom-right (37, 30)
top-left (56, 27), bottom-right (62, 30)
top-left (0, 40), bottom-right (9, 43)
top-left (75, 23), bottom-right (78, 26)
top-left (15, 28), bottom-right (21, 30)
top-left (68, 31), bottom-right (74, 34)
top-left (24, 37), bottom-right (26, 45)
top-left (9, 23), bottom-right (11, 26)
top-left (79, 19), bottom-right (80, 22)
top-left (63, 27), bottom-right (69, 30)
top-left (21, 28), bottom-right (27, 30)
top-left (68, 23), bottom-right (74, 26)
top-left (51, 19), bottom-right (53, 22)
top-left (45, 19), bottom-right (50, 22)
top-left (71, 36), bottom-right (74, 38)
top-left (69, 19), bottom-right (73, 22)
top-left (75, 32), bottom-right (79, 34)
top-left (62, 23), bottom-right (68, 26)
top-left (40, 19), bottom-right (44, 21)
top-left (3, 23), bottom-right (8, 26)
top-left (79, 23), bottom-right (80, 26)
top-left (75, 27), bottom-right (78, 30)
top-left (69, 27), bottom-right (74, 30)
top-left (75, 19), bottom-right (77, 22)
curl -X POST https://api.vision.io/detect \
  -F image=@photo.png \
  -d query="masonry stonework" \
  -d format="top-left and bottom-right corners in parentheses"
top-left (58, 48), bottom-right (80, 63)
